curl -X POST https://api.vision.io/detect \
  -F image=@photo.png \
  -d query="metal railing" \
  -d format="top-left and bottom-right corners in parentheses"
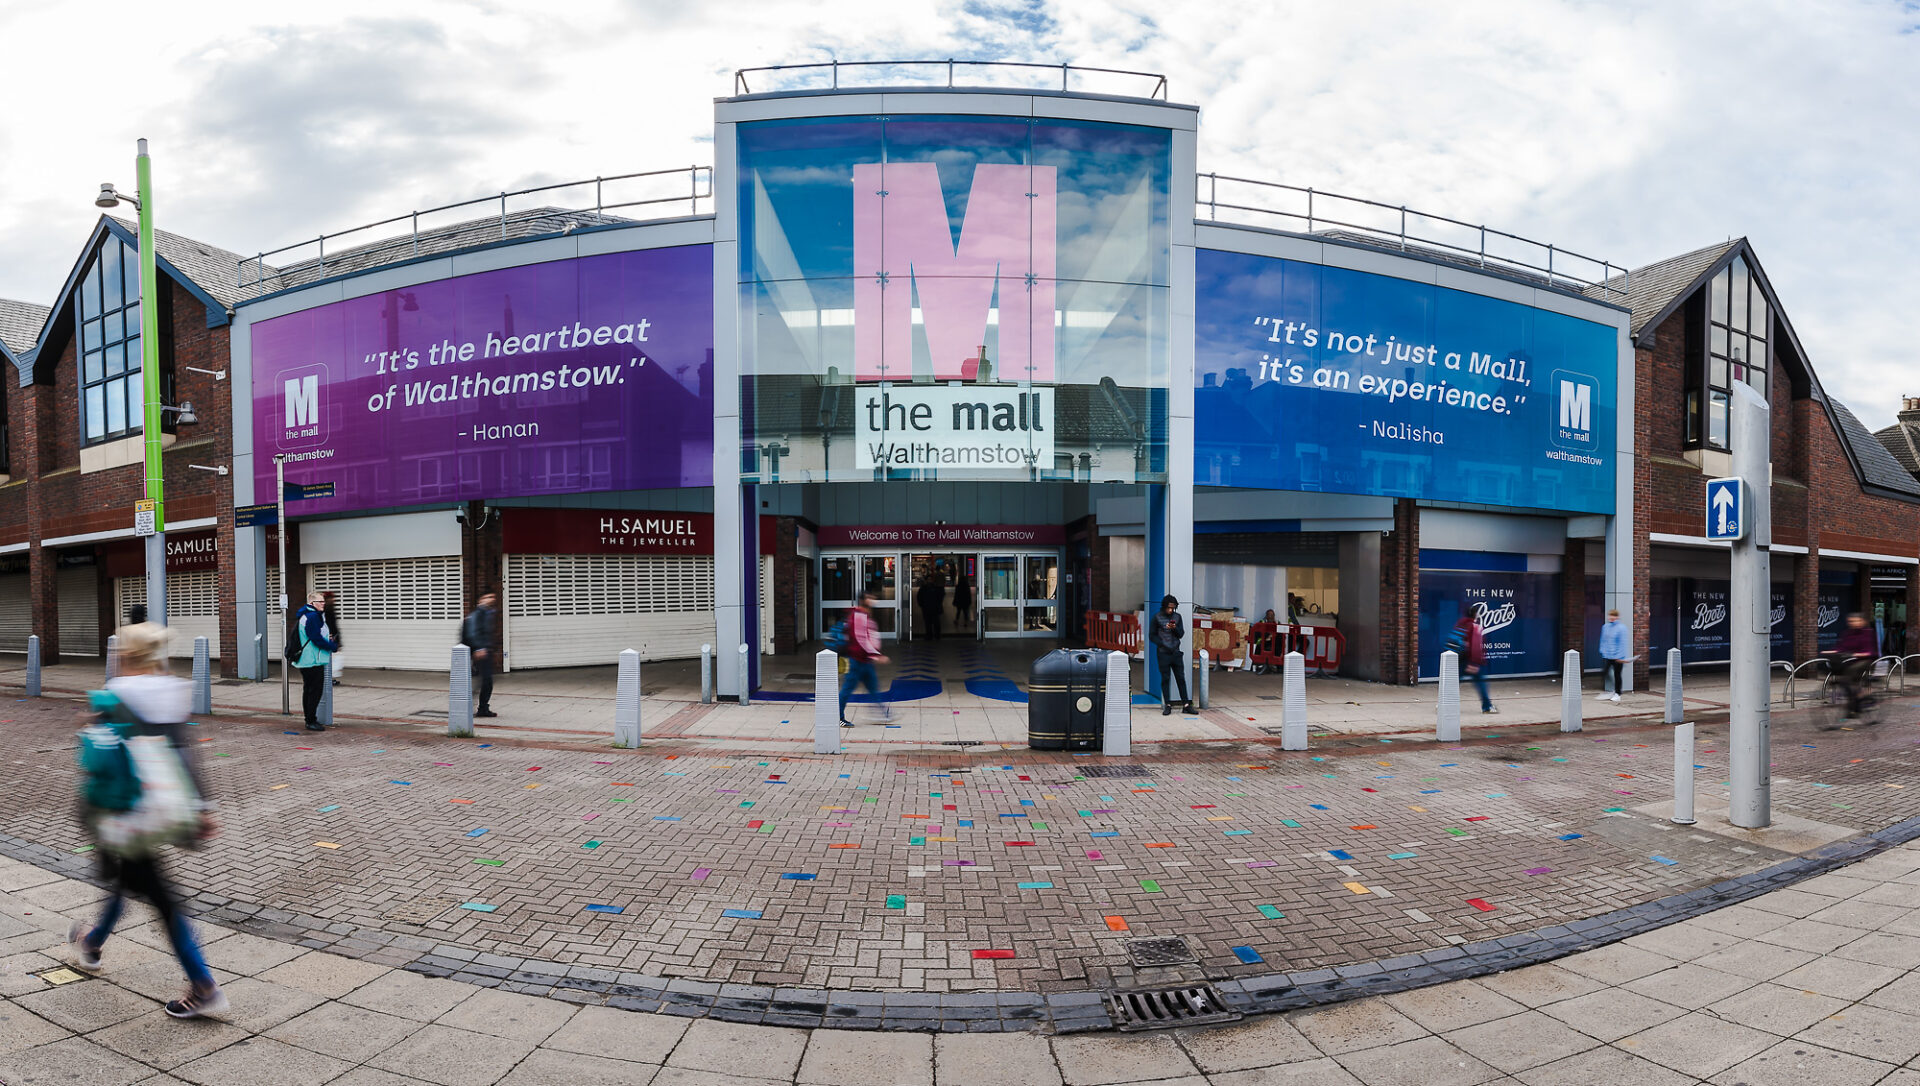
top-left (734, 59), bottom-right (1168, 100)
top-left (1779, 656), bottom-right (1832, 707)
top-left (237, 166), bottom-right (714, 290)
top-left (1198, 174), bottom-right (1629, 301)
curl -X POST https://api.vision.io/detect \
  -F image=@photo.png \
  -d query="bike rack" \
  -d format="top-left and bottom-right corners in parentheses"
top-left (1780, 657), bottom-right (1832, 707)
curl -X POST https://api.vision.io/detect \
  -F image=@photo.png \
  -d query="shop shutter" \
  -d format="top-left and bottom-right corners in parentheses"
top-left (116, 573), bottom-right (221, 658)
top-left (57, 567), bottom-right (99, 656)
top-left (0, 573), bottom-right (29, 652)
top-left (309, 556), bottom-right (462, 671)
top-left (505, 554), bottom-right (714, 668)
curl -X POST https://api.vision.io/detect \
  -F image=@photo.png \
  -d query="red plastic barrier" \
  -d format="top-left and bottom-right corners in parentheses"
top-left (1084, 610), bottom-right (1142, 655)
top-left (1245, 621), bottom-right (1344, 674)
top-left (1191, 615), bottom-right (1245, 666)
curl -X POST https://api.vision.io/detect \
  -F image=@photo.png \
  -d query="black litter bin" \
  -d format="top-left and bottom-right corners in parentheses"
top-left (1029, 648), bottom-right (1107, 750)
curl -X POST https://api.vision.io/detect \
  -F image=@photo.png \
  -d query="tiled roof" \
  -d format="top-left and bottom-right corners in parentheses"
top-left (0, 298), bottom-right (50, 356)
top-left (1832, 398), bottom-right (1920, 497)
top-left (250, 208), bottom-right (638, 294)
top-left (1873, 418), bottom-right (1920, 478)
top-left (108, 216), bottom-right (279, 309)
top-left (1583, 240), bottom-right (1739, 337)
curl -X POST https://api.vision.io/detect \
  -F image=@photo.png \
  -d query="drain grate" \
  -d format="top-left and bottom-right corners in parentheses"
top-left (1124, 937), bottom-right (1198, 967)
top-left (1080, 764), bottom-right (1151, 778)
top-left (941, 740), bottom-right (983, 747)
top-left (384, 896), bottom-right (457, 924)
top-left (1107, 984), bottom-right (1241, 1031)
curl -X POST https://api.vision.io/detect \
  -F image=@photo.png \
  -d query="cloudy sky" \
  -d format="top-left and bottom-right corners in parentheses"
top-left (2, 0), bottom-right (1915, 423)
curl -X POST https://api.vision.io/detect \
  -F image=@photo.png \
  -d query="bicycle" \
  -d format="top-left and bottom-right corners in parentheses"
top-left (1819, 654), bottom-right (1881, 729)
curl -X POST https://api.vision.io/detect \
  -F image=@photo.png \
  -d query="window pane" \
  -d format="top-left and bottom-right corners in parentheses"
top-left (83, 260), bottom-right (101, 318)
top-left (123, 244), bottom-right (138, 298)
top-left (1709, 391), bottom-right (1730, 448)
top-left (105, 342), bottom-right (125, 377)
top-left (1686, 390), bottom-right (1701, 444)
top-left (1750, 292), bottom-right (1768, 340)
top-left (1749, 337), bottom-right (1766, 371)
top-left (124, 335), bottom-right (140, 375)
top-left (1710, 355), bottom-right (1727, 388)
top-left (106, 377), bottom-right (127, 434)
top-left (1731, 258), bottom-right (1750, 332)
top-left (1748, 365), bottom-right (1766, 392)
top-left (1731, 362), bottom-right (1746, 385)
top-left (83, 350), bottom-right (103, 383)
top-left (82, 318), bottom-right (101, 352)
top-left (102, 243), bottom-right (123, 311)
top-left (84, 386), bottom-right (105, 440)
top-left (1710, 324), bottom-right (1727, 357)
top-left (123, 302), bottom-right (140, 339)
top-left (1711, 268), bottom-right (1729, 324)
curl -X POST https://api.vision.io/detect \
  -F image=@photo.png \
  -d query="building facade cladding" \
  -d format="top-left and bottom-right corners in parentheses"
top-left (0, 269), bottom-right (237, 669)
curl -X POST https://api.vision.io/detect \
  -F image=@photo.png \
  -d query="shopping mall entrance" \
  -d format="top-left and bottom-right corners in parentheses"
top-left (818, 550), bottom-right (1063, 642)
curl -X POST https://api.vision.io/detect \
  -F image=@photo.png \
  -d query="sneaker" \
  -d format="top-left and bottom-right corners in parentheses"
top-left (66, 920), bottom-right (101, 972)
top-left (1594, 692), bottom-right (1613, 700)
top-left (1608, 693), bottom-right (1621, 703)
top-left (1482, 706), bottom-right (1499, 714)
top-left (305, 723), bottom-right (324, 731)
top-left (475, 710), bottom-right (498, 718)
top-left (840, 720), bottom-right (854, 728)
top-left (1161, 703), bottom-right (1173, 716)
top-left (165, 985), bottom-right (228, 1019)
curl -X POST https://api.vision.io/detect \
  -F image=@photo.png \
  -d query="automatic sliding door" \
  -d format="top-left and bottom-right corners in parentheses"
top-left (981, 554), bottom-right (1021, 636)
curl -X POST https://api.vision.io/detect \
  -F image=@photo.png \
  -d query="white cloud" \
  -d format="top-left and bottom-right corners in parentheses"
top-left (1, 0), bottom-right (1914, 424)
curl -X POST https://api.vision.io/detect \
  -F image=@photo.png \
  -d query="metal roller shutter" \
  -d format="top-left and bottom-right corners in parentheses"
top-left (0, 574), bottom-right (28, 652)
top-left (116, 573), bottom-right (221, 658)
top-left (505, 554), bottom-right (714, 668)
top-left (58, 568), bottom-right (99, 657)
top-left (309, 557), bottom-right (462, 671)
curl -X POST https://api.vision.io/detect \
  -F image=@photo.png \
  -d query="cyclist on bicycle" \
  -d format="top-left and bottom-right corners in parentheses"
top-left (1833, 612), bottom-right (1879, 722)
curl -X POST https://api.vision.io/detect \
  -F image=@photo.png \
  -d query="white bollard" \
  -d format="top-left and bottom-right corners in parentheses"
top-left (25, 634), bottom-right (39, 697)
top-left (738, 643), bottom-right (751, 707)
top-left (1560, 650), bottom-right (1582, 733)
top-left (1197, 649), bottom-right (1211, 709)
top-left (701, 643), bottom-right (714, 704)
top-left (813, 649), bottom-right (840, 754)
top-left (105, 634), bottom-right (119, 683)
top-left (1437, 649), bottom-right (1461, 742)
top-left (614, 648), bottom-right (642, 748)
top-left (448, 645), bottom-right (475, 738)
top-left (1664, 648), bottom-right (1683, 724)
top-left (1672, 721), bottom-right (1697, 825)
top-left (1281, 651), bottom-right (1308, 751)
top-left (1101, 650), bottom-right (1131, 756)
top-left (192, 637), bottom-right (212, 715)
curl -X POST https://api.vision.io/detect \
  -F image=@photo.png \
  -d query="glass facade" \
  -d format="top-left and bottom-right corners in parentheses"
top-left (735, 115), bottom-right (1172, 484)
top-left (1689, 254), bottom-right (1770, 451)
top-left (76, 238), bottom-right (146, 445)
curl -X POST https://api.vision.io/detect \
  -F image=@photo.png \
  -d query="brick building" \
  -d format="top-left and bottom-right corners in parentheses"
top-left (0, 217), bottom-right (257, 674)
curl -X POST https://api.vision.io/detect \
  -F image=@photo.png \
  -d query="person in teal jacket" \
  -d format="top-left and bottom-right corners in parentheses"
top-left (292, 591), bottom-right (339, 730)
top-left (1597, 609), bottom-right (1630, 702)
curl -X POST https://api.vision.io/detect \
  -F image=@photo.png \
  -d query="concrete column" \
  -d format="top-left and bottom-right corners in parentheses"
top-left (1101, 651), bottom-right (1131, 756)
top-left (1560, 650), bottom-right (1581, 732)
top-left (1281, 651), bottom-right (1307, 751)
top-left (614, 649), bottom-right (641, 748)
top-left (448, 645), bottom-right (474, 738)
top-left (813, 649), bottom-right (839, 754)
top-left (1436, 650), bottom-right (1460, 742)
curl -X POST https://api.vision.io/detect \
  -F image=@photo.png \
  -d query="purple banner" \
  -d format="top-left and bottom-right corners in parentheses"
top-left (252, 245), bottom-right (713, 514)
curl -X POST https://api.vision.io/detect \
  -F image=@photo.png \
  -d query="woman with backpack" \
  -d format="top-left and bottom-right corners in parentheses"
top-left (68, 622), bottom-right (227, 1019)
top-left (836, 591), bottom-right (891, 727)
top-left (1449, 608), bottom-right (1496, 714)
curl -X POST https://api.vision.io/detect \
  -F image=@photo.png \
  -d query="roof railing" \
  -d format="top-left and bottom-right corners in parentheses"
top-left (237, 165), bottom-right (713, 290)
top-left (1198, 173), bottom-right (1628, 301)
top-left (734, 59), bottom-right (1168, 100)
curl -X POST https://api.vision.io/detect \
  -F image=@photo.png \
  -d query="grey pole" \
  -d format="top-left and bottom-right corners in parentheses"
top-left (1101, 650), bottom-right (1131, 756)
top-left (1436, 649), bottom-right (1461, 742)
top-left (737, 643), bottom-right (751, 707)
top-left (1729, 382), bottom-right (1772, 828)
top-left (191, 637), bottom-right (211, 715)
top-left (1281, 650), bottom-right (1307, 750)
top-left (318, 659), bottom-right (334, 728)
top-left (105, 634), bottom-right (119, 683)
top-left (1560, 650), bottom-right (1582, 732)
top-left (1672, 721), bottom-right (1697, 825)
top-left (448, 645), bottom-right (474, 738)
top-left (614, 648), bottom-right (642, 748)
top-left (813, 648), bottom-right (839, 754)
top-left (1196, 649), bottom-right (1210, 709)
top-left (25, 634), bottom-right (39, 697)
top-left (253, 633), bottom-right (265, 684)
top-left (1664, 647), bottom-right (1683, 724)
top-left (700, 643), bottom-right (714, 705)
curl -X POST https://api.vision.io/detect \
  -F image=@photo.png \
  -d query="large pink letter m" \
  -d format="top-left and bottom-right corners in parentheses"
top-left (852, 162), bottom-right (1056, 382)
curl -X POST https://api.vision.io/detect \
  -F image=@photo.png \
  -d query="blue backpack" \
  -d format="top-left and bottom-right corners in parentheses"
top-left (823, 619), bottom-right (850, 656)
top-left (77, 691), bottom-right (142, 812)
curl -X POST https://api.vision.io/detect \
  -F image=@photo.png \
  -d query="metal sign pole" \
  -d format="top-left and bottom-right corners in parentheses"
top-left (1728, 383), bottom-right (1772, 828)
top-left (276, 454), bottom-right (290, 716)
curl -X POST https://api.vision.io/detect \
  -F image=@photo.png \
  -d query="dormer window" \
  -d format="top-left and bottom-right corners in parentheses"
top-left (1687, 255), bottom-right (1770, 451)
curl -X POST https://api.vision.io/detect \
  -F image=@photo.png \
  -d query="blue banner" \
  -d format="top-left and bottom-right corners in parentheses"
top-left (1419, 570), bottom-right (1561, 678)
top-left (1195, 250), bottom-right (1617, 513)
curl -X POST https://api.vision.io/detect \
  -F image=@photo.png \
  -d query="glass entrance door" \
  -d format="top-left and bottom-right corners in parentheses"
top-left (860, 555), bottom-right (900, 638)
top-left (1023, 555), bottom-right (1060, 633)
top-left (981, 554), bottom-right (1022, 637)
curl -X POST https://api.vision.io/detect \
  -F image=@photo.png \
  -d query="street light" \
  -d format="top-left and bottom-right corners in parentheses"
top-left (94, 140), bottom-right (166, 627)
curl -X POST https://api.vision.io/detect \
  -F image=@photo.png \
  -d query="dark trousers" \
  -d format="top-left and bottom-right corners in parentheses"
top-left (300, 665), bottom-right (327, 725)
top-left (1155, 646), bottom-right (1189, 704)
top-left (474, 654), bottom-right (494, 711)
top-left (922, 604), bottom-right (942, 640)
top-left (87, 852), bottom-right (213, 989)
top-left (1605, 660), bottom-right (1624, 694)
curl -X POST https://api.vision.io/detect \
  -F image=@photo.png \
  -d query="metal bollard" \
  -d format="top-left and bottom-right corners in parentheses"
top-left (701, 643), bottom-right (714, 704)
top-left (319, 658), bottom-right (335, 728)
top-left (25, 635), bottom-right (39, 697)
top-left (105, 634), bottom-right (119, 683)
top-left (1664, 648), bottom-right (1683, 724)
top-left (1560, 650), bottom-right (1582, 733)
top-left (448, 645), bottom-right (474, 738)
top-left (813, 649), bottom-right (839, 754)
top-left (254, 634), bottom-right (266, 683)
top-left (1281, 651), bottom-right (1308, 751)
top-left (1197, 649), bottom-right (1211, 709)
top-left (192, 637), bottom-right (212, 715)
top-left (1101, 650), bottom-right (1131, 756)
top-left (738, 643), bottom-right (751, 707)
top-left (614, 648), bottom-right (642, 748)
top-left (1672, 721), bottom-right (1697, 825)
top-left (1437, 649), bottom-right (1461, 742)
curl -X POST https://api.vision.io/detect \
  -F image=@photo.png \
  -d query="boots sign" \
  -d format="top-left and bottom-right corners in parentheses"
top-left (855, 386), bottom-right (1054, 471)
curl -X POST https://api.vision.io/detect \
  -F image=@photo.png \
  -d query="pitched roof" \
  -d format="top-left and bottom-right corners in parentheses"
top-left (1832, 398), bottom-right (1920, 497)
top-left (0, 298), bottom-right (50, 356)
top-left (1582, 239), bottom-right (1738, 337)
top-left (107, 216), bottom-right (277, 309)
top-left (248, 208), bottom-right (637, 294)
top-left (1873, 417), bottom-right (1920, 478)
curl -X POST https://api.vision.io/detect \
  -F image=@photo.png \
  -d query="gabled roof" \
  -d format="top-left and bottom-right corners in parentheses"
top-left (1832, 399), bottom-right (1920, 498)
top-left (1582, 239), bottom-right (1738, 337)
top-left (1874, 416), bottom-right (1920, 477)
top-left (0, 298), bottom-right (50, 355)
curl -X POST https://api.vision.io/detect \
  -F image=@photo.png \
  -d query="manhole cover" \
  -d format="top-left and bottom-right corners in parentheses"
top-left (1107, 984), bottom-right (1240, 1031)
top-left (384, 896), bottom-right (457, 924)
top-left (1124, 937), bottom-right (1198, 967)
top-left (1080, 764), bottom-right (1152, 778)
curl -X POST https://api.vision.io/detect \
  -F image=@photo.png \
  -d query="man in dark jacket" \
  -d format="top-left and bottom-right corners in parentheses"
top-left (462, 592), bottom-right (500, 718)
top-left (1152, 594), bottom-right (1193, 716)
top-left (916, 576), bottom-right (944, 641)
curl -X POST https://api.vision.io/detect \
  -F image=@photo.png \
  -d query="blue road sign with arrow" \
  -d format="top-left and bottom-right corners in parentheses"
top-left (1705, 477), bottom-right (1744, 541)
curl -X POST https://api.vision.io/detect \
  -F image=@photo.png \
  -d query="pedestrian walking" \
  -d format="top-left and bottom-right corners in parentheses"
top-left (1151, 594), bottom-right (1194, 715)
top-left (323, 590), bottom-right (346, 687)
top-left (952, 572), bottom-right (974, 626)
top-left (916, 575), bottom-right (945, 641)
top-left (68, 622), bottom-right (227, 1019)
top-left (838, 591), bottom-right (891, 726)
top-left (1448, 608), bottom-right (1495, 714)
top-left (1597, 608), bottom-right (1629, 702)
top-left (461, 592), bottom-right (501, 719)
top-left (290, 591), bottom-right (339, 731)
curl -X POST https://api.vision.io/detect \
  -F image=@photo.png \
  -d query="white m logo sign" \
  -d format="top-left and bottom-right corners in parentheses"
top-left (285, 375), bottom-right (319, 429)
top-left (1558, 379), bottom-right (1591, 432)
